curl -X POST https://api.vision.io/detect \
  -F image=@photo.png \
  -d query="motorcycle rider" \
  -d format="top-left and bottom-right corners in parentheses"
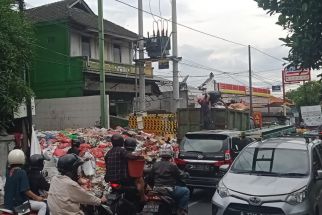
top-left (28, 154), bottom-right (50, 197)
top-left (148, 148), bottom-right (190, 215)
top-left (124, 138), bottom-right (146, 202)
top-left (67, 139), bottom-right (81, 155)
top-left (47, 154), bottom-right (106, 215)
top-left (4, 149), bottom-right (47, 215)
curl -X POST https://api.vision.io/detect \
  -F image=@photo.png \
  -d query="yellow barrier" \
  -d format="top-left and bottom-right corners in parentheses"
top-left (128, 114), bottom-right (177, 137)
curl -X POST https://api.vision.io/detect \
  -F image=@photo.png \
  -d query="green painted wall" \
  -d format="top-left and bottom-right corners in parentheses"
top-left (30, 20), bottom-right (84, 99)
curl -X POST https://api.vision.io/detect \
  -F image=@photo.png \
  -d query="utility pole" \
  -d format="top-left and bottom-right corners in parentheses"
top-left (172, 0), bottom-right (180, 112)
top-left (138, 0), bottom-right (145, 112)
top-left (17, 0), bottom-right (32, 146)
top-left (248, 45), bottom-right (253, 119)
top-left (98, 0), bottom-right (108, 128)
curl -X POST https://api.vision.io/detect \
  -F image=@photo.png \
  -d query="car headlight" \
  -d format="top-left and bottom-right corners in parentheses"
top-left (285, 187), bottom-right (307, 205)
top-left (217, 181), bottom-right (230, 198)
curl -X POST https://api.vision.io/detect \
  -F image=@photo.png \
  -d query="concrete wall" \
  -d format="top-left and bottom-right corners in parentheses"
top-left (144, 90), bottom-right (189, 113)
top-left (34, 95), bottom-right (109, 130)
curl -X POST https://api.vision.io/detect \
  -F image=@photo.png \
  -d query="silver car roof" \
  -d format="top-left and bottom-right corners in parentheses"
top-left (249, 137), bottom-right (308, 150)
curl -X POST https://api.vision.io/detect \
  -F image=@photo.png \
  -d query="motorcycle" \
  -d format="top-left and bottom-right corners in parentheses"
top-left (141, 186), bottom-right (177, 215)
top-left (106, 181), bottom-right (144, 215)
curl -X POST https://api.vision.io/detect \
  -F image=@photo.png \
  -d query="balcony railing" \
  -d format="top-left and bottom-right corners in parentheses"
top-left (84, 58), bottom-right (153, 78)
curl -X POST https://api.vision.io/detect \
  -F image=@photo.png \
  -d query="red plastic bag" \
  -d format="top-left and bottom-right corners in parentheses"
top-left (90, 148), bottom-right (104, 158)
top-left (79, 143), bottom-right (91, 151)
top-left (96, 159), bottom-right (105, 168)
top-left (98, 143), bottom-right (109, 148)
top-left (53, 148), bottom-right (66, 157)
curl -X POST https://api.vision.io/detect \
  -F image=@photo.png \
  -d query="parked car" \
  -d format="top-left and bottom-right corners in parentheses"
top-left (212, 137), bottom-right (322, 215)
top-left (175, 130), bottom-right (253, 192)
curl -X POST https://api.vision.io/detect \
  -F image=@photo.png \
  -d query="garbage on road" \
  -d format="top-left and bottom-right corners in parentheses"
top-left (36, 127), bottom-right (178, 195)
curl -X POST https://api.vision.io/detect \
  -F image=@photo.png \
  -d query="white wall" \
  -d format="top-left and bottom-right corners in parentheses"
top-left (34, 95), bottom-right (109, 130)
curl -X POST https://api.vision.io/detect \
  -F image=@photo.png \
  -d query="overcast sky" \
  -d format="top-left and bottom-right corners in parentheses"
top-left (26, 0), bottom-right (320, 94)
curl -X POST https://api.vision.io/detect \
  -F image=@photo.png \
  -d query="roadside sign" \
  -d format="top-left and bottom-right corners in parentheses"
top-left (283, 67), bottom-right (311, 83)
top-left (272, 85), bottom-right (281, 92)
top-left (301, 105), bottom-right (322, 126)
top-left (158, 59), bottom-right (169, 69)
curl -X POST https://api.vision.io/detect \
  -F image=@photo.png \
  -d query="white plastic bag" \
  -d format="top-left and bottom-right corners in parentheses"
top-left (82, 151), bottom-right (96, 176)
top-left (30, 126), bottom-right (41, 156)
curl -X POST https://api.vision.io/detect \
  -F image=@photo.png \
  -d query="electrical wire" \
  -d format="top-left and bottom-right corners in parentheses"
top-left (251, 46), bottom-right (287, 64)
top-left (114, 0), bottom-right (289, 64)
top-left (149, 0), bottom-right (158, 22)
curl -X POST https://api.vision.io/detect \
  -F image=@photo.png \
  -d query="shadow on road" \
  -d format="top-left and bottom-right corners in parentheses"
top-left (188, 189), bottom-right (215, 215)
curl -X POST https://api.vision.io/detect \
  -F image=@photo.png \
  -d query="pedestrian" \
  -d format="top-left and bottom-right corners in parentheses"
top-left (67, 139), bottom-right (81, 155)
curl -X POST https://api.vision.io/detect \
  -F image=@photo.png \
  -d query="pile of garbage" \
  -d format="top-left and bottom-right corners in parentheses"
top-left (36, 127), bottom-right (178, 194)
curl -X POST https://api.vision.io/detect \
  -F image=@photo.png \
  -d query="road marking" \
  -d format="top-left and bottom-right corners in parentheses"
top-left (188, 200), bottom-right (200, 208)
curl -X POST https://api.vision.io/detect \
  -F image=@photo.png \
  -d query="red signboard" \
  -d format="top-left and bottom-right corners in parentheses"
top-left (218, 83), bottom-right (270, 97)
top-left (283, 67), bottom-right (311, 83)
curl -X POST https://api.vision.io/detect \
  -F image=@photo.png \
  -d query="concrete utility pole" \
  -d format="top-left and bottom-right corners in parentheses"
top-left (172, 0), bottom-right (180, 112)
top-left (138, 0), bottom-right (145, 112)
top-left (248, 45), bottom-right (253, 117)
top-left (98, 0), bottom-right (108, 128)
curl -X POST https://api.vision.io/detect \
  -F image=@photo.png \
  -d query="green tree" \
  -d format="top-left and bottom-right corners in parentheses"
top-left (254, 0), bottom-right (322, 70)
top-left (0, 0), bottom-right (34, 130)
top-left (286, 81), bottom-right (322, 107)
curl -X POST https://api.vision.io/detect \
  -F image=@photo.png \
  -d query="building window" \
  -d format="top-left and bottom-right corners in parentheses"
top-left (82, 36), bottom-right (91, 58)
top-left (113, 44), bottom-right (121, 63)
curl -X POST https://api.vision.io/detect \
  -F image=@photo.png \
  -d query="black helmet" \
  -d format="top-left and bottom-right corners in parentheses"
top-left (29, 154), bottom-right (45, 170)
top-left (72, 139), bottom-right (81, 148)
top-left (124, 138), bottom-right (137, 152)
top-left (57, 154), bottom-right (84, 180)
top-left (111, 134), bottom-right (124, 147)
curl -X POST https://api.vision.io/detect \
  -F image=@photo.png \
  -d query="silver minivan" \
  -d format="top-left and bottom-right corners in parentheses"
top-left (212, 137), bottom-right (322, 215)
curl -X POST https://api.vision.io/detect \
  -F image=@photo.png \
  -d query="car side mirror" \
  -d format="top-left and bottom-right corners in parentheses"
top-left (316, 170), bottom-right (322, 180)
top-left (219, 164), bottom-right (230, 173)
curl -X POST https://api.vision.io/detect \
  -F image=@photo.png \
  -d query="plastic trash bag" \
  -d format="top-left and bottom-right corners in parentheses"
top-left (82, 151), bottom-right (96, 176)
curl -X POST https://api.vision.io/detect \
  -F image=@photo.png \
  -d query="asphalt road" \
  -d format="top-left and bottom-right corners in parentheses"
top-left (188, 189), bottom-right (215, 215)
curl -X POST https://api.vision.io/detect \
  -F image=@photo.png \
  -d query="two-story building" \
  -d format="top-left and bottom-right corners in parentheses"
top-left (26, 0), bottom-right (158, 116)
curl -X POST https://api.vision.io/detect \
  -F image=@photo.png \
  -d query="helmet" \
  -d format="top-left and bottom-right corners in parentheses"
top-left (124, 138), bottom-right (137, 152)
top-left (159, 147), bottom-right (174, 159)
top-left (29, 154), bottom-right (45, 170)
top-left (8, 149), bottom-right (26, 165)
top-left (72, 139), bottom-right (81, 148)
top-left (57, 154), bottom-right (84, 177)
top-left (111, 134), bottom-right (124, 147)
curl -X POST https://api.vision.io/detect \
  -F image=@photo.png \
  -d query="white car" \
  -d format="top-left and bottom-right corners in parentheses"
top-left (212, 137), bottom-right (322, 215)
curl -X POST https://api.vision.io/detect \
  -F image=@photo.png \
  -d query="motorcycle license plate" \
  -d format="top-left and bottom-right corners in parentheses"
top-left (143, 203), bottom-right (159, 212)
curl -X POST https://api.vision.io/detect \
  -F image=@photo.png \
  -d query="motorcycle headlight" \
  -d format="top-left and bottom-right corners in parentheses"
top-left (217, 181), bottom-right (230, 198)
top-left (285, 187), bottom-right (307, 205)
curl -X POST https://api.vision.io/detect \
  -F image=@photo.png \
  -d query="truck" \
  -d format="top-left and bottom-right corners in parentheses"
top-left (177, 107), bottom-right (250, 141)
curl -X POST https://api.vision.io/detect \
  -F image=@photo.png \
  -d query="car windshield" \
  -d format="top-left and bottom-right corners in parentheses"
top-left (180, 134), bottom-right (228, 153)
top-left (231, 147), bottom-right (309, 177)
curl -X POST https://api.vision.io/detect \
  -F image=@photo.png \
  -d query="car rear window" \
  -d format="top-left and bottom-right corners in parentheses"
top-left (180, 134), bottom-right (229, 153)
top-left (231, 147), bottom-right (309, 176)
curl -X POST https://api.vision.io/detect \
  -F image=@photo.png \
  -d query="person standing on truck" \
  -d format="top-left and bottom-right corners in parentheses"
top-left (47, 154), bottom-right (106, 215)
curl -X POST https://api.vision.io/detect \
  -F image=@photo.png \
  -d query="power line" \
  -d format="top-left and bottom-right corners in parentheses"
top-left (114, 0), bottom-right (288, 64)
top-left (251, 46), bottom-right (287, 64)
top-left (115, 0), bottom-right (247, 47)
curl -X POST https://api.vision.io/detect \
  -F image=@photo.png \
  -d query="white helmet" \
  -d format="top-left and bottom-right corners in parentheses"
top-left (8, 149), bottom-right (26, 165)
